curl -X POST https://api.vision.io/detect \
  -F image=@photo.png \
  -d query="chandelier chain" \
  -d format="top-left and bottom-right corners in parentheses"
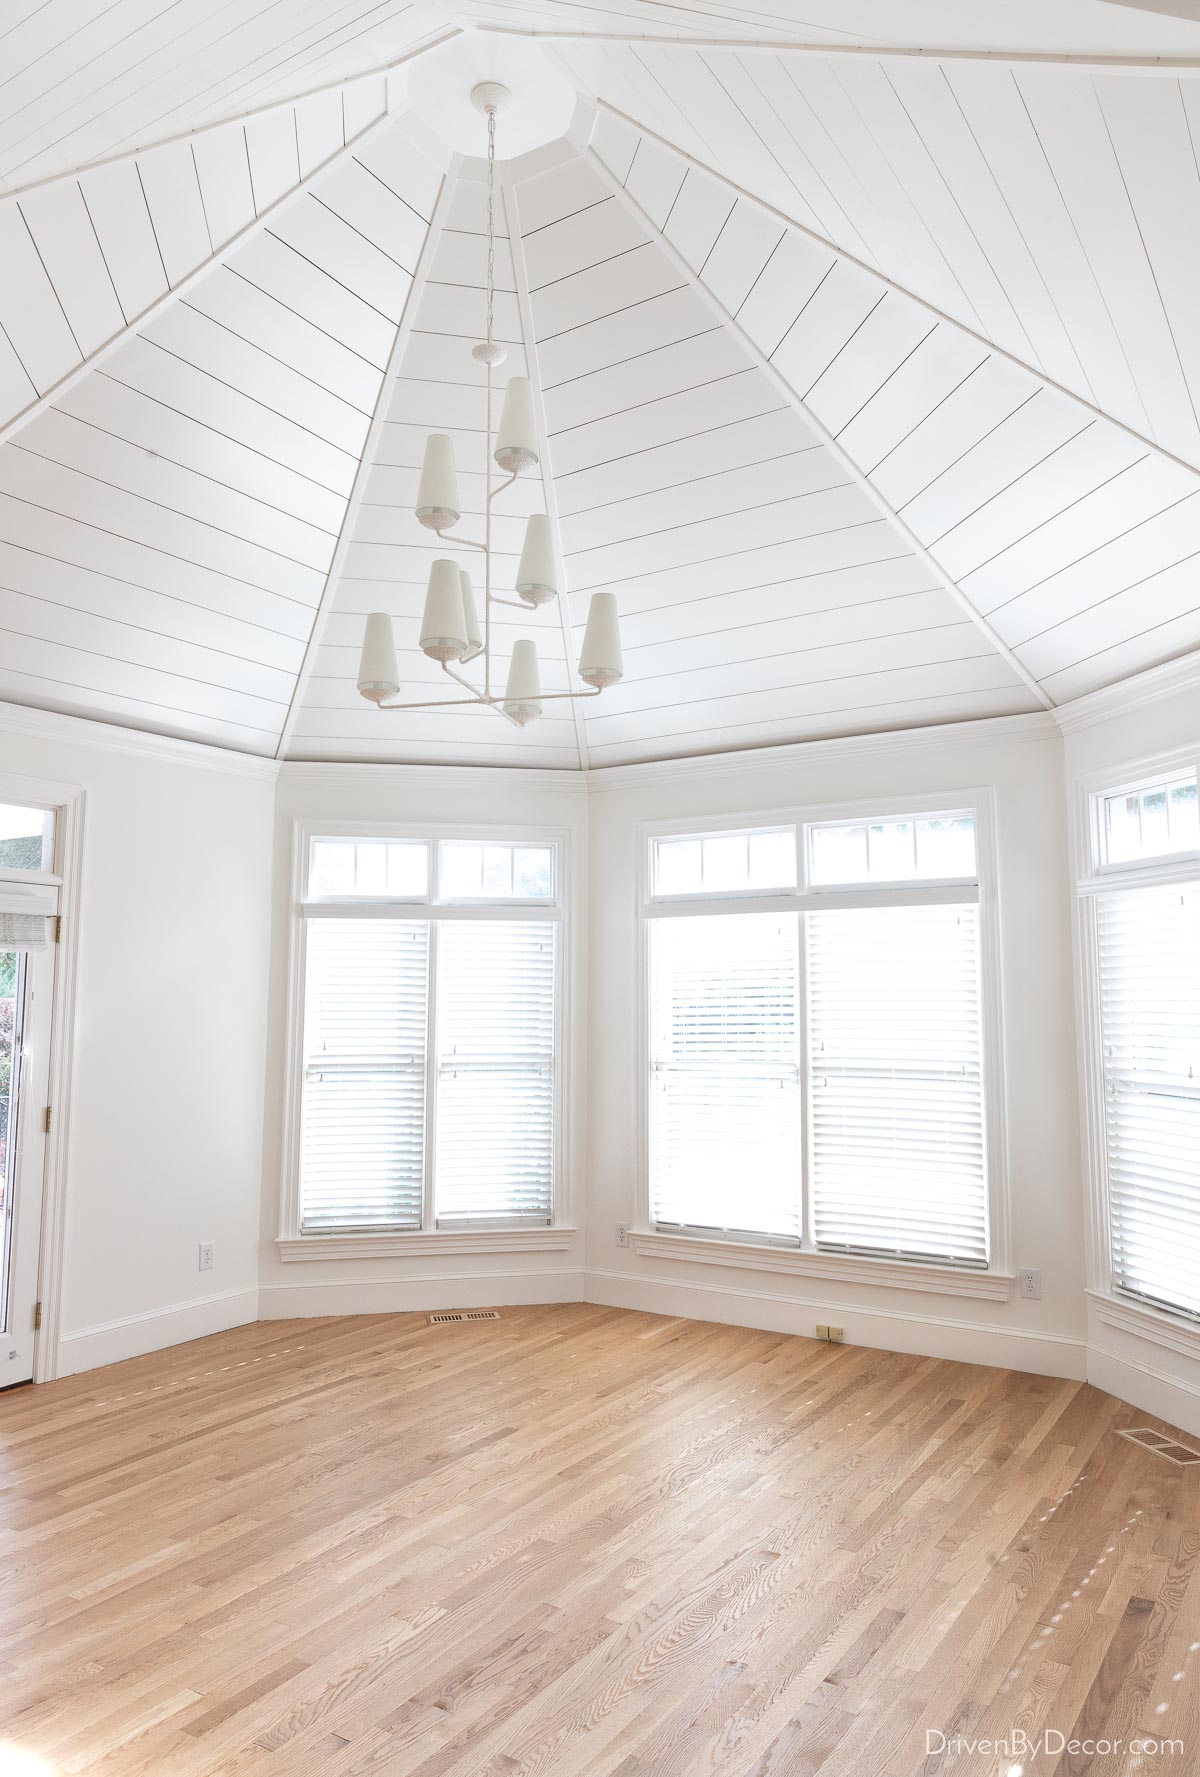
top-left (486, 105), bottom-right (496, 356)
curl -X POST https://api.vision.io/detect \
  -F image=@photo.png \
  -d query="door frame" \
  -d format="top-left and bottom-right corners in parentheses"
top-left (0, 772), bottom-right (85, 1383)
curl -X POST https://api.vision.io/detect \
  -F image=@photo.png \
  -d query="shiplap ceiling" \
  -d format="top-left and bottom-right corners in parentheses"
top-left (3, 2), bottom-right (1200, 767)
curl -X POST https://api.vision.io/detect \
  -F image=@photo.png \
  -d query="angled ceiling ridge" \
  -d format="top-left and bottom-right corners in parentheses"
top-left (581, 96), bottom-right (1200, 485)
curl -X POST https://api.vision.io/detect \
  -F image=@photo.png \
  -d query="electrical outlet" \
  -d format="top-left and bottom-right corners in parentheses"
top-left (615, 1222), bottom-right (629, 1248)
top-left (816, 1323), bottom-right (828, 1339)
top-left (198, 1242), bottom-right (215, 1273)
top-left (826, 1326), bottom-right (844, 1343)
top-left (1019, 1267), bottom-right (1042, 1300)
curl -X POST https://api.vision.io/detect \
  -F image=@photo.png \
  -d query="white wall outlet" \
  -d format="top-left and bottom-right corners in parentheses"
top-left (198, 1242), bottom-right (215, 1273)
top-left (1019, 1267), bottom-right (1042, 1300)
top-left (615, 1222), bottom-right (629, 1247)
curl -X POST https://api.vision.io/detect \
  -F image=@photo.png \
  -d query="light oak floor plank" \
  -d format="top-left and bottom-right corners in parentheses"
top-left (0, 1306), bottom-right (1196, 1775)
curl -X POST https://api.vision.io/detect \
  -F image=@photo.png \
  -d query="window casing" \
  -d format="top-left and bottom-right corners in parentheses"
top-left (287, 826), bottom-right (566, 1239)
top-left (642, 800), bottom-right (1004, 1274)
top-left (1079, 757), bottom-right (1200, 1325)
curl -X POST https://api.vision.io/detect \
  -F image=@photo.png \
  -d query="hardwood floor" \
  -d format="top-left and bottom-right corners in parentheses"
top-left (1, 1306), bottom-right (1197, 1776)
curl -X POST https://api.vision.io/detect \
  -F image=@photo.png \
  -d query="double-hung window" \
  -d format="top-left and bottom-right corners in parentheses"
top-left (1083, 766), bottom-right (1200, 1320)
top-left (294, 832), bottom-right (561, 1234)
top-left (646, 808), bottom-right (995, 1270)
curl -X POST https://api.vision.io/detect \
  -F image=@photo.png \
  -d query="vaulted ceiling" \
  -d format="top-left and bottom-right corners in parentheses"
top-left (2, 0), bottom-right (1200, 767)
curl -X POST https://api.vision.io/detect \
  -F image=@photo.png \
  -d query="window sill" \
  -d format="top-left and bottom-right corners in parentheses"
top-left (1088, 1289), bottom-right (1200, 1361)
top-left (277, 1227), bottom-right (577, 1263)
top-left (630, 1231), bottom-right (1014, 1301)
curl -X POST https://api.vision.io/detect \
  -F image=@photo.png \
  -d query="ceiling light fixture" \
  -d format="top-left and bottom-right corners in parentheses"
top-left (356, 82), bottom-right (623, 730)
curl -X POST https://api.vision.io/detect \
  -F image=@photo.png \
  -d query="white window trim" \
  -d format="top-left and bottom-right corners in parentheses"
top-left (1071, 742), bottom-right (1200, 1331)
top-left (632, 788), bottom-right (1014, 1300)
top-left (278, 817), bottom-right (579, 1255)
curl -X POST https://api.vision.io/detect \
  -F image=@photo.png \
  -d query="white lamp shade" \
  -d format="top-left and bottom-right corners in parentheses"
top-left (459, 569), bottom-right (482, 653)
top-left (515, 514), bottom-right (557, 606)
top-left (494, 377), bottom-right (538, 473)
top-left (415, 433), bottom-right (460, 529)
top-left (357, 612), bottom-right (399, 703)
top-left (420, 559), bottom-right (468, 661)
top-left (579, 592), bottom-right (623, 688)
top-left (503, 638), bottom-right (543, 725)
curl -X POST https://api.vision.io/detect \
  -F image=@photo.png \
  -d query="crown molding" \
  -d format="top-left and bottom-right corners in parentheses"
top-left (277, 758), bottom-right (588, 795)
top-left (584, 711), bottom-right (1059, 792)
top-left (0, 699), bottom-right (281, 780)
top-left (1052, 649), bottom-right (1200, 735)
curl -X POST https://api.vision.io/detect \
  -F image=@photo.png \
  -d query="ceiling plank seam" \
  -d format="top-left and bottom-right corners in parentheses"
top-left (585, 140), bottom-right (1057, 713)
top-left (504, 175), bottom-right (591, 770)
top-left (275, 168), bottom-right (456, 762)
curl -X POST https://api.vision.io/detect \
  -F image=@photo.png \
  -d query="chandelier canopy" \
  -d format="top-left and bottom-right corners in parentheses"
top-left (355, 82), bottom-right (623, 731)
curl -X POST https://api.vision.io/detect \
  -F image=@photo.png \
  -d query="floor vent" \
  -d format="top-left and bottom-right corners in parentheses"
top-left (1118, 1427), bottom-right (1200, 1466)
top-left (427, 1309), bottom-right (502, 1325)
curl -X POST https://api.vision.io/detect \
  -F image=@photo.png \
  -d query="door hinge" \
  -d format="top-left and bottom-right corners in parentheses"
top-left (33, 1302), bottom-right (42, 1331)
top-left (43, 1106), bottom-right (52, 1134)
top-left (53, 915), bottom-right (62, 944)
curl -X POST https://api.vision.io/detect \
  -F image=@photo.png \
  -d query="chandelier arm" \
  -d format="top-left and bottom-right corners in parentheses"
top-left (486, 471), bottom-right (520, 507)
top-left (376, 693), bottom-right (488, 711)
top-left (434, 526), bottom-right (487, 554)
top-left (440, 659), bottom-right (483, 694)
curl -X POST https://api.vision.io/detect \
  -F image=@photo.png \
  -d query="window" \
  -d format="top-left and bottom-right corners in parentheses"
top-left (0, 803), bottom-right (54, 874)
top-left (645, 808), bottom-right (994, 1269)
top-left (1086, 766), bottom-right (1200, 1321)
top-left (293, 832), bottom-right (562, 1235)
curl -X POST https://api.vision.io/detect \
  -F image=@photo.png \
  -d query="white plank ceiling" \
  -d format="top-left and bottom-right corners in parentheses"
top-left (3, 6), bottom-right (1200, 767)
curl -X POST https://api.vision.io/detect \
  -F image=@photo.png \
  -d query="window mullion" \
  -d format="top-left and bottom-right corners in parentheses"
top-left (423, 919), bottom-right (439, 1234)
top-left (796, 910), bottom-right (814, 1255)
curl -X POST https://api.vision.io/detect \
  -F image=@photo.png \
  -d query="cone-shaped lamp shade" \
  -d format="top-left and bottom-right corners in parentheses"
top-left (357, 612), bottom-right (399, 704)
top-left (578, 592), bottom-right (623, 688)
top-left (494, 377), bottom-right (538, 474)
top-left (415, 433), bottom-right (460, 530)
top-left (515, 514), bottom-right (557, 606)
top-left (420, 559), bottom-right (468, 661)
top-left (459, 569), bottom-right (482, 654)
top-left (503, 638), bottom-right (542, 725)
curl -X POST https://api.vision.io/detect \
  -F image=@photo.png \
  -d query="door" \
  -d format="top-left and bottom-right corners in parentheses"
top-left (1, 943), bottom-right (52, 1385)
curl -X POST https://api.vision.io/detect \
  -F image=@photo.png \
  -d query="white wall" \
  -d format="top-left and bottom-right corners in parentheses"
top-left (0, 704), bottom-right (274, 1375)
top-left (257, 762), bottom-right (589, 1319)
top-left (585, 715), bottom-right (1089, 1379)
top-left (1059, 655), bottom-right (1200, 1434)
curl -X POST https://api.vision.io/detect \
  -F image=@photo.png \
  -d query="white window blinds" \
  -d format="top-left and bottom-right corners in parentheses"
top-left (300, 920), bottom-right (429, 1230)
top-left (807, 903), bottom-right (988, 1266)
top-left (434, 921), bottom-right (555, 1225)
top-left (649, 913), bottom-right (801, 1241)
top-left (1098, 884), bottom-right (1200, 1319)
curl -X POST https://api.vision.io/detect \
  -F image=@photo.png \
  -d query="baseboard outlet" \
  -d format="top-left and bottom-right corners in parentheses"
top-left (258, 1268), bottom-right (586, 1319)
top-left (584, 1269), bottom-right (1087, 1381)
top-left (1087, 1345), bottom-right (1200, 1440)
top-left (56, 1285), bottom-right (260, 1376)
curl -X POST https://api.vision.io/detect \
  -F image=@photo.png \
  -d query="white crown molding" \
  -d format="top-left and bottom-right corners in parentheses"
top-left (1052, 649), bottom-right (1200, 735)
top-left (584, 711), bottom-right (1059, 792)
top-left (630, 1231), bottom-right (1015, 1300)
top-left (0, 699), bottom-right (281, 780)
top-left (277, 758), bottom-right (588, 794)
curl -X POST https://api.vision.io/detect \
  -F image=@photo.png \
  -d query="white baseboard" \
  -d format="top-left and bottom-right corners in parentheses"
top-left (258, 1267), bottom-right (586, 1319)
top-left (585, 1268), bottom-right (1087, 1380)
top-left (1087, 1345), bottom-right (1200, 1440)
top-left (56, 1285), bottom-right (260, 1376)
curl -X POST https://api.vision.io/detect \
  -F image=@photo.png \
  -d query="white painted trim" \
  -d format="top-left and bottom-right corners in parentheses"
top-left (1090, 1290), bottom-right (1200, 1362)
top-left (0, 699), bottom-right (281, 778)
top-left (1053, 649), bottom-right (1200, 734)
top-left (585, 99), bottom-right (1200, 486)
top-left (276, 168), bottom-right (455, 760)
top-left (585, 1270), bottom-right (1085, 1378)
top-left (278, 759), bottom-right (588, 794)
top-left (277, 1227), bottom-right (577, 1261)
top-left (587, 138), bottom-right (1055, 714)
top-left (629, 1232), bottom-right (1014, 1300)
top-left (485, 24), bottom-right (1200, 74)
top-left (586, 712), bottom-right (1059, 791)
top-left (259, 1269), bottom-right (585, 1318)
top-left (1086, 1346), bottom-right (1200, 1440)
top-left (56, 1286), bottom-right (259, 1376)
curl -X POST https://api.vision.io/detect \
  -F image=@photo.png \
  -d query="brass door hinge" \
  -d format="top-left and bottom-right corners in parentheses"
top-left (33, 1302), bottom-right (42, 1331)
top-left (53, 915), bottom-right (62, 943)
top-left (43, 1106), bottom-right (52, 1135)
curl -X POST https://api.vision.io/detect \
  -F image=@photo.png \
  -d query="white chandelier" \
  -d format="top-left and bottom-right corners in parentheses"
top-left (355, 82), bottom-right (623, 729)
